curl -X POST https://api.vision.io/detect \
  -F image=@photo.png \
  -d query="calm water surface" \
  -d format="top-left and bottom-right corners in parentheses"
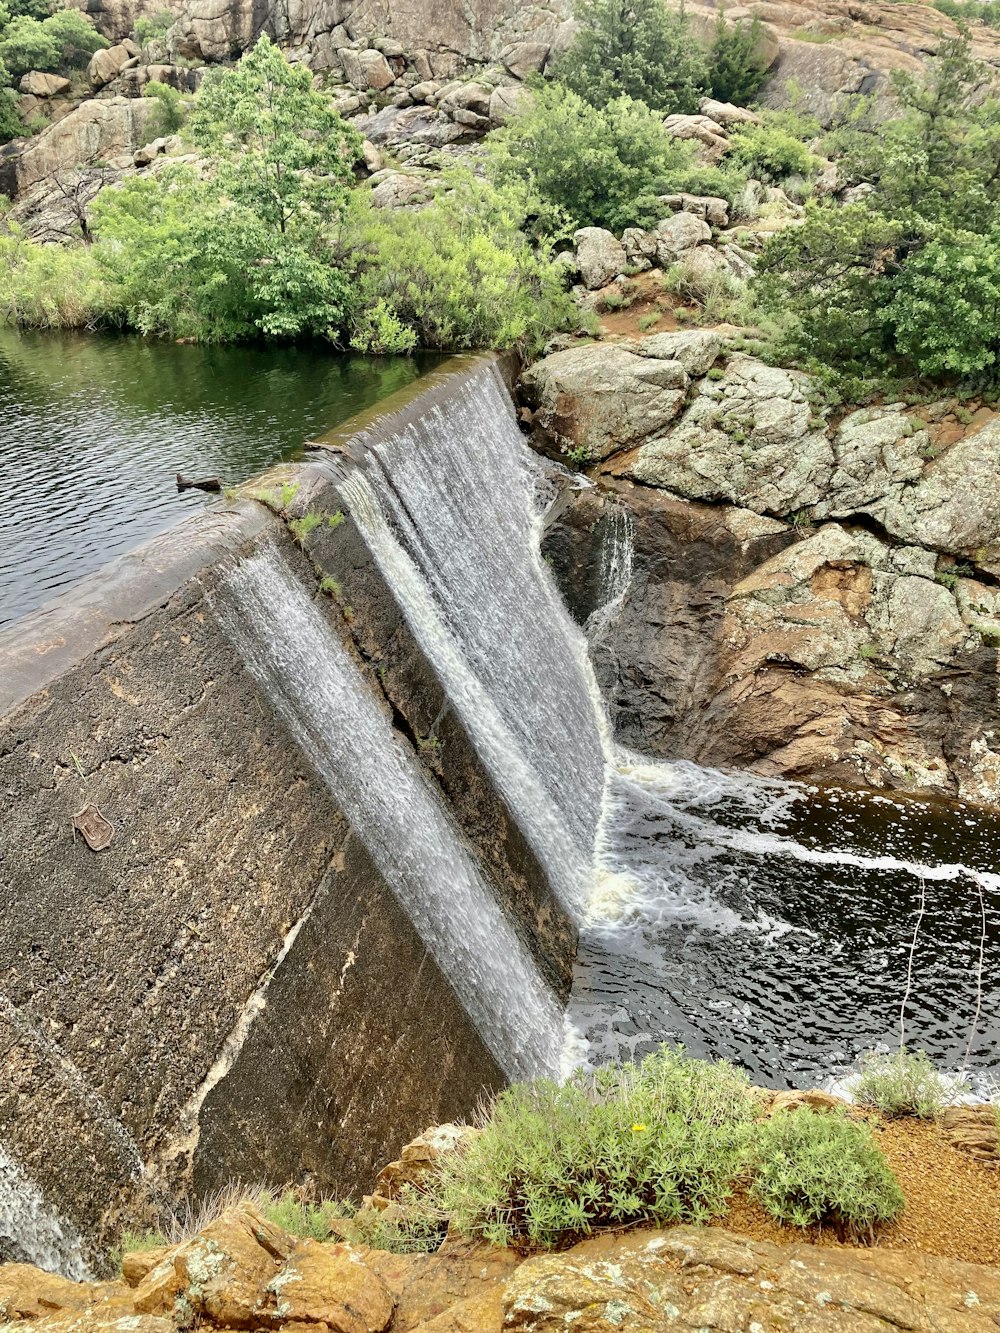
top-left (0, 330), bottom-right (434, 627)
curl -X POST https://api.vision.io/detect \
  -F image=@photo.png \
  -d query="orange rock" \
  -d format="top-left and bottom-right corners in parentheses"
top-left (769, 1089), bottom-right (849, 1115)
top-left (0, 1264), bottom-right (98, 1319)
top-left (365, 1243), bottom-right (520, 1331)
top-left (122, 1245), bottom-right (173, 1288)
top-left (260, 1238), bottom-right (393, 1333)
top-left (132, 1202), bottom-right (292, 1323)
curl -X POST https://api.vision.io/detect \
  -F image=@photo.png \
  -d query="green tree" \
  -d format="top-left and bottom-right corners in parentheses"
top-left (90, 40), bottom-right (364, 340)
top-left (0, 7), bottom-right (105, 76)
top-left (142, 78), bottom-right (184, 133)
top-left (708, 15), bottom-right (768, 106)
top-left (756, 31), bottom-right (1000, 384)
top-left (189, 34), bottom-right (362, 236)
top-left (486, 81), bottom-right (719, 235)
top-left (556, 0), bottom-right (709, 114)
top-left (344, 172), bottom-right (576, 354)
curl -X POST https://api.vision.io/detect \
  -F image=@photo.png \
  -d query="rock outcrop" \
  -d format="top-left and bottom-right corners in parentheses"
top-left (8, 1214), bottom-right (1000, 1331)
top-left (5, 96), bottom-right (160, 196)
top-left (532, 339), bottom-right (1000, 800)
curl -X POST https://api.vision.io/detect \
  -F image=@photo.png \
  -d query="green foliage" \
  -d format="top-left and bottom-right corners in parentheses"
top-left (556, 0), bottom-right (708, 114)
top-left (852, 1049), bottom-right (966, 1118)
top-left (111, 1229), bottom-right (168, 1272)
top-left (0, 68), bottom-right (18, 143)
top-left (190, 35), bottom-right (361, 238)
top-left (142, 78), bottom-right (184, 134)
top-left (288, 510), bottom-right (323, 543)
top-left (0, 6), bottom-right (105, 77)
top-left (133, 9), bottom-right (173, 46)
top-left (0, 222), bottom-right (109, 325)
top-left (88, 34), bottom-right (364, 343)
top-left (727, 118), bottom-right (820, 181)
top-left (709, 15), bottom-right (768, 107)
top-left (758, 32), bottom-right (1000, 386)
top-left (345, 172), bottom-right (575, 355)
top-left (750, 1109), bottom-right (905, 1237)
top-left (486, 81), bottom-right (702, 235)
top-left (427, 1047), bottom-right (760, 1248)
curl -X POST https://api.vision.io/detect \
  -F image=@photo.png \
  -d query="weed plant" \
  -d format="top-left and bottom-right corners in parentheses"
top-left (852, 1049), bottom-right (968, 1119)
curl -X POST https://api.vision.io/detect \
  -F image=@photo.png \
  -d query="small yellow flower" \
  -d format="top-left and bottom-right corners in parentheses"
top-left (631, 1123), bottom-right (647, 1133)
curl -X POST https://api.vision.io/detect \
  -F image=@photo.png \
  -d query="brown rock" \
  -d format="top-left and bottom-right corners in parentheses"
top-left (262, 1239), bottom-right (394, 1332)
top-left (373, 1123), bottom-right (477, 1202)
top-left (365, 1242), bottom-right (520, 1331)
top-left (0, 1265), bottom-right (110, 1319)
top-left (132, 1203), bottom-right (292, 1323)
top-left (941, 1105), bottom-right (1000, 1164)
top-left (18, 71), bottom-right (71, 97)
top-left (121, 1245), bottom-right (173, 1288)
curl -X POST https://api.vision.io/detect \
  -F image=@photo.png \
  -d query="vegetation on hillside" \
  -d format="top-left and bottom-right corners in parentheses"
top-left (0, 0), bottom-right (997, 396)
top-left (0, 0), bottom-right (105, 140)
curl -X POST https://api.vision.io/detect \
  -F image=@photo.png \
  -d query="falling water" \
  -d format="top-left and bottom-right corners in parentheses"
top-left (0, 1145), bottom-right (90, 1279)
top-left (331, 364), bottom-right (608, 914)
top-left (585, 504), bottom-right (635, 649)
top-left (213, 546), bottom-right (564, 1083)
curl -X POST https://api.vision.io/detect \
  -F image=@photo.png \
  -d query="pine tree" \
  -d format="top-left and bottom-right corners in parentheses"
top-left (556, 0), bottom-right (709, 115)
top-left (708, 14), bottom-right (767, 107)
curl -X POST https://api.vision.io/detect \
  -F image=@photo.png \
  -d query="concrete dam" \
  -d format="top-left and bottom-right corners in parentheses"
top-left (0, 357), bottom-right (607, 1273)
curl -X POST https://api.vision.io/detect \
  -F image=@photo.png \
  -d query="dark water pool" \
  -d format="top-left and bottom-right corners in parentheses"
top-left (574, 759), bottom-right (1000, 1091)
top-left (0, 330), bottom-right (434, 627)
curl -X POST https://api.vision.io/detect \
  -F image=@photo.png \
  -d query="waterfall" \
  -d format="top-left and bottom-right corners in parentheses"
top-left (213, 546), bottom-right (564, 1083)
top-left (0, 1145), bottom-right (90, 1279)
top-left (332, 365), bottom-right (609, 915)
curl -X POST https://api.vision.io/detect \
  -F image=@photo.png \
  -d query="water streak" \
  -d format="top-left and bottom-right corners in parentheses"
top-left (213, 546), bottom-right (563, 1082)
top-left (0, 1145), bottom-right (90, 1279)
top-left (332, 365), bottom-right (608, 915)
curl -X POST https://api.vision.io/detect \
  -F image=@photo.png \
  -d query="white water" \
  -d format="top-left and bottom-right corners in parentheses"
top-left (332, 365), bottom-right (609, 915)
top-left (0, 1145), bottom-right (90, 1279)
top-left (214, 546), bottom-right (564, 1083)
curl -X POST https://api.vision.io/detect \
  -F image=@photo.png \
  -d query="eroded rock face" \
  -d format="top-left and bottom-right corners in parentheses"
top-left (505, 1226), bottom-right (1000, 1332)
top-left (545, 479), bottom-right (1000, 800)
top-left (8, 97), bottom-right (160, 195)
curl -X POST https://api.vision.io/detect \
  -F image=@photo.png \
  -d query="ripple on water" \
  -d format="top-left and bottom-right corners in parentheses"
top-left (0, 329), bottom-right (434, 627)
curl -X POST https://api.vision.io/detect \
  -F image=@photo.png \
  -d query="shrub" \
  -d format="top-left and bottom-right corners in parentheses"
top-left (727, 119), bottom-right (819, 181)
top-left (344, 172), bottom-right (576, 355)
top-left (852, 1049), bottom-right (967, 1118)
top-left (0, 223), bottom-right (110, 326)
top-left (750, 1109), bottom-right (905, 1238)
top-left (556, 0), bottom-right (709, 114)
top-left (709, 15), bottom-right (768, 107)
top-left (143, 79), bottom-right (184, 134)
top-left (486, 81), bottom-right (702, 235)
top-left (133, 9), bottom-right (174, 47)
top-left (427, 1046), bottom-right (759, 1248)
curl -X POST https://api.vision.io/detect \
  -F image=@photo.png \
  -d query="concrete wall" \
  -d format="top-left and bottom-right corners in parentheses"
top-left (0, 358), bottom-right (569, 1269)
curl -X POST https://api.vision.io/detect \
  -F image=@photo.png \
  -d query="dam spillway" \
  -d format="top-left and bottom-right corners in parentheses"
top-left (3, 353), bottom-right (1000, 1274)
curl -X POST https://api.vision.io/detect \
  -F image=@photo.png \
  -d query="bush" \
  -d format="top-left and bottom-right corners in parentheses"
top-left (0, 223), bottom-right (110, 326)
top-left (556, 0), bottom-right (708, 114)
top-left (344, 173), bottom-right (576, 355)
top-left (427, 1047), bottom-right (759, 1248)
top-left (727, 119), bottom-right (819, 181)
top-left (852, 1049), bottom-right (968, 1118)
top-left (709, 15), bottom-right (768, 107)
top-left (751, 1109), bottom-right (905, 1238)
top-left (133, 10), bottom-right (174, 47)
top-left (0, 7), bottom-right (106, 77)
top-left (143, 79), bottom-right (184, 134)
top-left (486, 81), bottom-right (703, 235)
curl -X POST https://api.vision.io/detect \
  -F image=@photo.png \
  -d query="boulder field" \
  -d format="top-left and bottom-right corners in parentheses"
top-left (528, 332), bottom-right (1000, 802)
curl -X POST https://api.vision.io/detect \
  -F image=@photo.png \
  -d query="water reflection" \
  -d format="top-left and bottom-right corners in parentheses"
top-left (0, 329), bottom-right (434, 626)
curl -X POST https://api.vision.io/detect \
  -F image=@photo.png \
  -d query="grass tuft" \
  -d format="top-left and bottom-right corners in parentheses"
top-left (852, 1049), bottom-right (967, 1119)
